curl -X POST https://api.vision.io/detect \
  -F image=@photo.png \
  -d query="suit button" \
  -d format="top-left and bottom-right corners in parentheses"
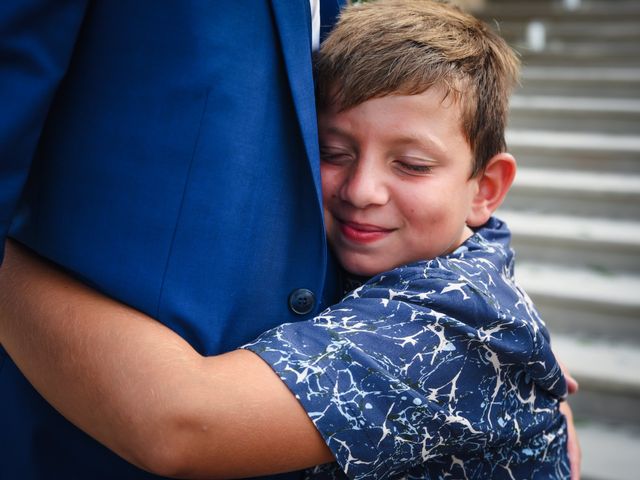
top-left (288, 288), bottom-right (316, 315)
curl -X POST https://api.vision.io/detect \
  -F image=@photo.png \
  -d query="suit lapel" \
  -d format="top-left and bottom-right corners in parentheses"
top-left (270, 0), bottom-right (322, 206)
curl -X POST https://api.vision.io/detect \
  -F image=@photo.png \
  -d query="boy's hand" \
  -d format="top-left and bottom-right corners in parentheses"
top-left (566, 376), bottom-right (579, 395)
top-left (558, 357), bottom-right (579, 395)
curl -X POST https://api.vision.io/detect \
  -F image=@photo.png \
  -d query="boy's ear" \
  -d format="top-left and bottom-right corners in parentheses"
top-left (466, 153), bottom-right (517, 227)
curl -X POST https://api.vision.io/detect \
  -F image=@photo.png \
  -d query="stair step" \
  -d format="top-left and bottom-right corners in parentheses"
top-left (497, 20), bottom-right (640, 43)
top-left (508, 130), bottom-right (640, 153)
top-left (517, 263), bottom-right (640, 309)
top-left (511, 96), bottom-right (640, 114)
top-left (497, 210), bottom-right (640, 273)
top-left (486, 0), bottom-right (638, 5)
top-left (520, 48), bottom-right (640, 67)
top-left (518, 66), bottom-right (640, 98)
top-left (513, 167), bottom-right (640, 194)
top-left (506, 130), bottom-right (640, 173)
top-left (553, 333), bottom-right (640, 429)
top-left (503, 167), bottom-right (640, 219)
top-left (509, 96), bottom-right (640, 134)
top-left (573, 422), bottom-right (640, 480)
top-left (482, 2), bottom-right (640, 21)
top-left (514, 262), bottom-right (640, 342)
top-left (553, 334), bottom-right (640, 397)
top-left (519, 39), bottom-right (640, 57)
top-left (522, 66), bottom-right (640, 82)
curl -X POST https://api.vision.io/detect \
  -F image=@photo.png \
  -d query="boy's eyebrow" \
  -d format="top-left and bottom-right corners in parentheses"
top-left (320, 124), bottom-right (452, 161)
top-left (318, 125), bottom-right (361, 150)
top-left (390, 133), bottom-right (448, 158)
top-left (319, 125), bottom-right (352, 140)
top-left (321, 126), bottom-right (446, 154)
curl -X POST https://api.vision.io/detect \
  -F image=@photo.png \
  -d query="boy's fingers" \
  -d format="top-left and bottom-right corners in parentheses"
top-left (565, 372), bottom-right (579, 395)
top-left (557, 356), bottom-right (579, 395)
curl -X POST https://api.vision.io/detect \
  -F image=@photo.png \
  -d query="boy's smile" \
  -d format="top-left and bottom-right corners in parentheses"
top-left (319, 87), bottom-right (483, 277)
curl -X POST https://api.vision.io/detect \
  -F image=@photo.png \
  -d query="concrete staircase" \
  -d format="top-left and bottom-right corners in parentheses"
top-left (478, 1), bottom-right (640, 479)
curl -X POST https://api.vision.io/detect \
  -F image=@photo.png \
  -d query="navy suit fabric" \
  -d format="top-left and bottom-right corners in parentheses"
top-left (0, 1), bottom-right (341, 478)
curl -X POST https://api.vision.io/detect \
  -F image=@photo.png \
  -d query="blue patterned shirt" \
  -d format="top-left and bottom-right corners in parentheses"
top-left (244, 217), bottom-right (569, 479)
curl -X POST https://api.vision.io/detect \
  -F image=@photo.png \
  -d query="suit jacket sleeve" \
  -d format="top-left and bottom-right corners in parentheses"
top-left (0, 0), bottom-right (88, 263)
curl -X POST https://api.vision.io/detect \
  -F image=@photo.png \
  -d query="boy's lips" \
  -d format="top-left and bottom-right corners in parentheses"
top-left (338, 220), bottom-right (395, 244)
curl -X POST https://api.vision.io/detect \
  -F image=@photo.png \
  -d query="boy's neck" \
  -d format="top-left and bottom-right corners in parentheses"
top-left (339, 270), bottom-right (371, 296)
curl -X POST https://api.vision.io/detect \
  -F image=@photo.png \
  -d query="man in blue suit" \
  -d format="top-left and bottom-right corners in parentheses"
top-left (0, 1), bottom-right (343, 478)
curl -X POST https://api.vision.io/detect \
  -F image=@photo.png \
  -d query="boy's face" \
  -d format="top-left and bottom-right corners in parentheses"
top-left (319, 87), bottom-right (481, 277)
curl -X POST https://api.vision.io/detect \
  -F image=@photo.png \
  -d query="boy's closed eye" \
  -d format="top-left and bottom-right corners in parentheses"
top-left (394, 158), bottom-right (433, 176)
top-left (320, 147), bottom-right (354, 164)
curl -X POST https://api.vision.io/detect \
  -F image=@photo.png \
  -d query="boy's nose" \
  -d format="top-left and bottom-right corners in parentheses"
top-left (339, 160), bottom-right (389, 208)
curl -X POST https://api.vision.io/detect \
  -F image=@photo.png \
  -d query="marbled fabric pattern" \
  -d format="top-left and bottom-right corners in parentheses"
top-left (244, 217), bottom-right (569, 479)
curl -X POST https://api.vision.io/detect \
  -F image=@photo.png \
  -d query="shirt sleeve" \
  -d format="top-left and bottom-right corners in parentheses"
top-left (243, 268), bottom-right (566, 479)
top-left (0, 0), bottom-right (88, 263)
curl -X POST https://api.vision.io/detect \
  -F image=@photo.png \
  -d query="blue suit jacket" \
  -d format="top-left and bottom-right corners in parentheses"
top-left (0, 1), bottom-right (342, 478)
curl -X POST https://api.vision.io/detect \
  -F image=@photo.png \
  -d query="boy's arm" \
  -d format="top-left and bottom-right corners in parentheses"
top-left (0, 240), bottom-right (333, 478)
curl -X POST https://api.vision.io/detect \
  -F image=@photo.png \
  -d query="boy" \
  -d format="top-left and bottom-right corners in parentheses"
top-left (0, 1), bottom-right (571, 479)
top-left (247, 1), bottom-right (569, 478)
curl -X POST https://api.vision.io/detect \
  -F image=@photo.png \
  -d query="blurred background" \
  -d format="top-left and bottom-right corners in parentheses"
top-left (457, 1), bottom-right (640, 479)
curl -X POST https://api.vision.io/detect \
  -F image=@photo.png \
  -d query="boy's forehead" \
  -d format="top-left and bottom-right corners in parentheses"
top-left (318, 88), bottom-right (472, 158)
top-left (319, 78), bottom-right (467, 112)
top-left (318, 86), bottom-right (466, 129)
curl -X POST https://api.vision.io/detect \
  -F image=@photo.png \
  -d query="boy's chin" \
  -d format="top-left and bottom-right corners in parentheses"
top-left (339, 255), bottom-right (390, 278)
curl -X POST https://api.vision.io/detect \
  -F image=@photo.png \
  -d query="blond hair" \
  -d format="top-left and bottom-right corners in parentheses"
top-left (315, 0), bottom-right (520, 176)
